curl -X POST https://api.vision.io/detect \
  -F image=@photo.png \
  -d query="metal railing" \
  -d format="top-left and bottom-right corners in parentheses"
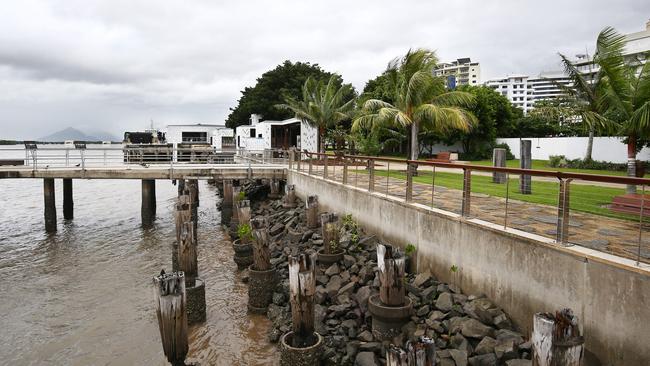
top-left (294, 151), bottom-right (650, 266)
top-left (0, 145), bottom-right (291, 170)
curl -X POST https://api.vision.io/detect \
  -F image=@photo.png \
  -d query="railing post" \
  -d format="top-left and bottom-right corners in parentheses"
top-left (461, 168), bottom-right (471, 217)
top-left (308, 156), bottom-right (313, 175)
top-left (368, 159), bottom-right (375, 192)
top-left (296, 150), bottom-right (301, 171)
top-left (342, 158), bottom-right (348, 185)
top-left (323, 154), bottom-right (328, 179)
top-left (556, 178), bottom-right (572, 245)
top-left (288, 149), bottom-right (295, 169)
top-left (406, 162), bottom-right (415, 202)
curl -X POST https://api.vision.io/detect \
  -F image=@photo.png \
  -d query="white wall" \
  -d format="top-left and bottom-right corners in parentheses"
top-left (211, 128), bottom-right (234, 150)
top-left (300, 120), bottom-right (318, 153)
top-left (496, 136), bottom-right (650, 163)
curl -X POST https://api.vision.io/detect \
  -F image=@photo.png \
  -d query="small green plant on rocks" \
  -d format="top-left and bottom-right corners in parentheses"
top-left (405, 243), bottom-right (416, 256)
top-left (236, 191), bottom-right (246, 202)
top-left (237, 223), bottom-right (254, 243)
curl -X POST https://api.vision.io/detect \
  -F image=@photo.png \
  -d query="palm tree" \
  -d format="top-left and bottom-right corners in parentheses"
top-left (534, 49), bottom-right (614, 161)
top-left (276, 75), bottom-right (355, 154)
top-left (352, 49), bottom-right (476, 162)
top-left (596, 27), bottom-right (650, 193)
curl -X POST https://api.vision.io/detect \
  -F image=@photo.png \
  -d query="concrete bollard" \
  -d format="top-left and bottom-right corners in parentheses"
top-left (492, 148), bottom-right (507, 184)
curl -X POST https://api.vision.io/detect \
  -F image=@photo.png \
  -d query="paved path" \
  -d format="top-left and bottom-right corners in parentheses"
top-left (299, 164), bottom-right (650, 264)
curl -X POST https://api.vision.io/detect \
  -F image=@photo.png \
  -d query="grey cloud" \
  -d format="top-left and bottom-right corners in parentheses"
top-left (0, 0), bottom-right (648, 139)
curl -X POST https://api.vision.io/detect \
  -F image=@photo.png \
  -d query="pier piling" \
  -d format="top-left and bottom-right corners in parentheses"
top-left (63, 178), bottom-right (73, 220)
top-left (43, 178), bottom-right (56, 232)
top-left (153, 271), bottom-right (189, 366)
top-left (141, 179), bottom-right (156, 226)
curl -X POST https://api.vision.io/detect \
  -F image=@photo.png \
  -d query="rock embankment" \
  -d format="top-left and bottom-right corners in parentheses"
top-left (234, 194), bottom-right (532, 366)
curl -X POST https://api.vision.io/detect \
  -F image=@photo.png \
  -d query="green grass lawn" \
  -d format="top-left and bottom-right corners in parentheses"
top-left (468, 159), bottom-right (640, 177)
top-left (362, 169), bottom-right (640, 221)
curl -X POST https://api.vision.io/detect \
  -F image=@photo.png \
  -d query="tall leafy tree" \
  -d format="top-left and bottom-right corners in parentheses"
top-left (352, 49), bottom-right (476, 162)
top-left (276, 75), bottom-right (356, 153)
top-left (441, 85), bottom-right (517, 158)
top-left (596, 27), bottom-right (650, 192)
top-left (226, 61), bottom-right (354, 128)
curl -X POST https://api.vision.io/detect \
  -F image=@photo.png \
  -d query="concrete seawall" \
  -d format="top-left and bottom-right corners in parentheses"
top-left (288, 170), bottom-right (650, 365)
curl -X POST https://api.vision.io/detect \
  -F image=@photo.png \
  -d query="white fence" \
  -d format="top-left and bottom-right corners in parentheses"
top-left (496, 136), bottom-right (650, 163)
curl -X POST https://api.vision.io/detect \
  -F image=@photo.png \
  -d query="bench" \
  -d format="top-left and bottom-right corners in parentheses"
top-left (425, 151), bottom-right (457, 163)
top-left (611, 194), bottom-right (650, 217)
top-left (0, 159), bottom-right (25, 166)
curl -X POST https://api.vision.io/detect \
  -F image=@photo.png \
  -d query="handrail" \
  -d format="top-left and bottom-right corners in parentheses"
top-left (301, 151), bottom-right (650, 186)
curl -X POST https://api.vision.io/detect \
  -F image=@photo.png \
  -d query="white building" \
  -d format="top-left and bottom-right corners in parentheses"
top-left (572, 20), bottom-right (650, 77)
top-left (485, 72), bottom-right (571, 114)
top-left (434, 58), bottom-right (481, 87)
top-left (235, 114), bottom-right (318, 152)
top-left (165, 124), bottom-right (234, 150)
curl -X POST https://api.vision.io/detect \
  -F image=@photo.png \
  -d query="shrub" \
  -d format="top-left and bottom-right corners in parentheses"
top-left (494, 143), bottom-right (515, 160)
top-left (236, 191), bottom-right (246, 202)
top-left (237, 223), bottom-right (253, 242)
top-left (548, 155), bottom-right (568, 168)
top-left (405, 243), bottom-right (416, 256)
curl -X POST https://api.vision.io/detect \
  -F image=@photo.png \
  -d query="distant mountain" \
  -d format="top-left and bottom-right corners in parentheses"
top-left (38, 127), bottom-right (117, 142)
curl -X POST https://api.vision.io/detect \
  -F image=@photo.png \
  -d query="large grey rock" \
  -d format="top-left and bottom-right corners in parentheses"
top-left (505, 360), bottom-right (532, 366)
top-left (337, 282), bottom-right (356, 298)
top-left (495, 329), bottom-right (524, 346)
top-left (469, 353), bottom-right (498, 366)
top-left (449, 349), bottom-right (468, 366)
top-left (474, 336), bottom-right (498, 355)
top-left (463, 298), bottom-right (494, 324)
top-left (325, 263), bottom-right (341, 276)
top-left (413, 271), bottom-right (432, 287)
top-left (326, 275), bottom-right (343, 298)
top-left (269, 223), bottom-right (284, 236)
top-left (436, 292), bottom-right (454, 312)
top-left (355, 286), bottom-right (372, 313)
top-left (461, 318), bottom-right (494, 339)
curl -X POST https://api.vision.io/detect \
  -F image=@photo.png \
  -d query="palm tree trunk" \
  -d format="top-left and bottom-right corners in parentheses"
top-left (319, 126), bottom-right (325, 155)
top-left (584, 127), bottom-right (594, 162)
top-left (410, 123), bottom-right (419, 176)
top-left (627, 136), bottom-right (637, 194)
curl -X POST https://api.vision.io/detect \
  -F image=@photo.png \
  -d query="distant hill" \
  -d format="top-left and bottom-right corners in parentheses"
top-left (39, 127), bottom-right (117, 142)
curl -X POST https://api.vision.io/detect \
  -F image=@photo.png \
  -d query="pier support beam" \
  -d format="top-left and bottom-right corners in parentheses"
top-left (141, 179), bottom-right (156, 226)
top-left (44, 178), bottom-right (56, 232)
top-left (63, 178), bottom-right (73, 220)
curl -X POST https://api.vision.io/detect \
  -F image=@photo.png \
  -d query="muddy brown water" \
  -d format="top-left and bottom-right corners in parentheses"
top-left (0, 179), bottom-right (277, 365)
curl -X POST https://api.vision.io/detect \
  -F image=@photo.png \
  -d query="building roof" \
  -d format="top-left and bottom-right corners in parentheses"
top-left (166, 123), bottom-right (227, 128)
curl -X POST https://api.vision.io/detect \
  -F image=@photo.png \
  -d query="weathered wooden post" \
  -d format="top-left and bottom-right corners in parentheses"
top-left (63, 178), bottom-right (73, 220)
top-left (142, 179), bottom-right (156, 227)
top-left (237, 199), bottom-right (251, 226)
top-left (283, 184), bottom-right (297, 208)
top-left (406, 162), bottom-right (415, 202)
top-left (178, 219), bottom-right (206, 325)
top-left (280, 253), bottom-right (323, 366)
top-left (368, 159), bottom-right (375, 192)
top-left (532, 309), bottom-right (584, 366)
top-left (306, 195), bottom-right (319, 229)
top-left (520, 140), bottom-right (532, 194)
top-left (247, 217), bottom-right (276, 313)
top-left (177, 178), bottom-right (186, 197)
top-left (188, 179), bottom-right (199, 207)
top-left (43, 178), bottom-right (57, 232)
top-left (173, 194), bottom-right (192, 271)
top-left (230, 186), bottom-right (242, 230)
top-left (268, 178), bottom-right (282, 199)
top-left (317, 212), bottom-right (343, 264)
top-left (386, 338), bottom-right (435, 366)
top-left (342, 159), bottom-right (349, 184)
top-left (368, 244), bottom-right (413, 340)
top-left (153, 271), bottom-right (188, 366)
top-left (220, 179), bottom-right (233, 225)
top-left (492, 148), bottom-right (507, 184)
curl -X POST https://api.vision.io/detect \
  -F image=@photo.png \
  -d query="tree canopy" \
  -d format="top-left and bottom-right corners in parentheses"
top-left (226, 61), bottom-right (355, 128)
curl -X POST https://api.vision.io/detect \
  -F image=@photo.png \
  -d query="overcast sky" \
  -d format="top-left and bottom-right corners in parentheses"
top-left (0, 0), bottom-right (648, 139)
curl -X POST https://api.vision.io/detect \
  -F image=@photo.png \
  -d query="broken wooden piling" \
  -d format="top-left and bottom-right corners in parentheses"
top-left (153, 271), bottom-right (188, 366)
top-left (280, 253), bottom-right (322, 366)
top-left (377, 244), bottom-right (405, 306)
top-left (306, 195), bottom-right (319, 229)
top-left (282, 184), bottom-right (296, 208)
top-left (43, 178), bottom-right (57, 232)
top-left (532, 309), bottom-right (584, 366)
top-left (248, 216), bottom-right (276, 313)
